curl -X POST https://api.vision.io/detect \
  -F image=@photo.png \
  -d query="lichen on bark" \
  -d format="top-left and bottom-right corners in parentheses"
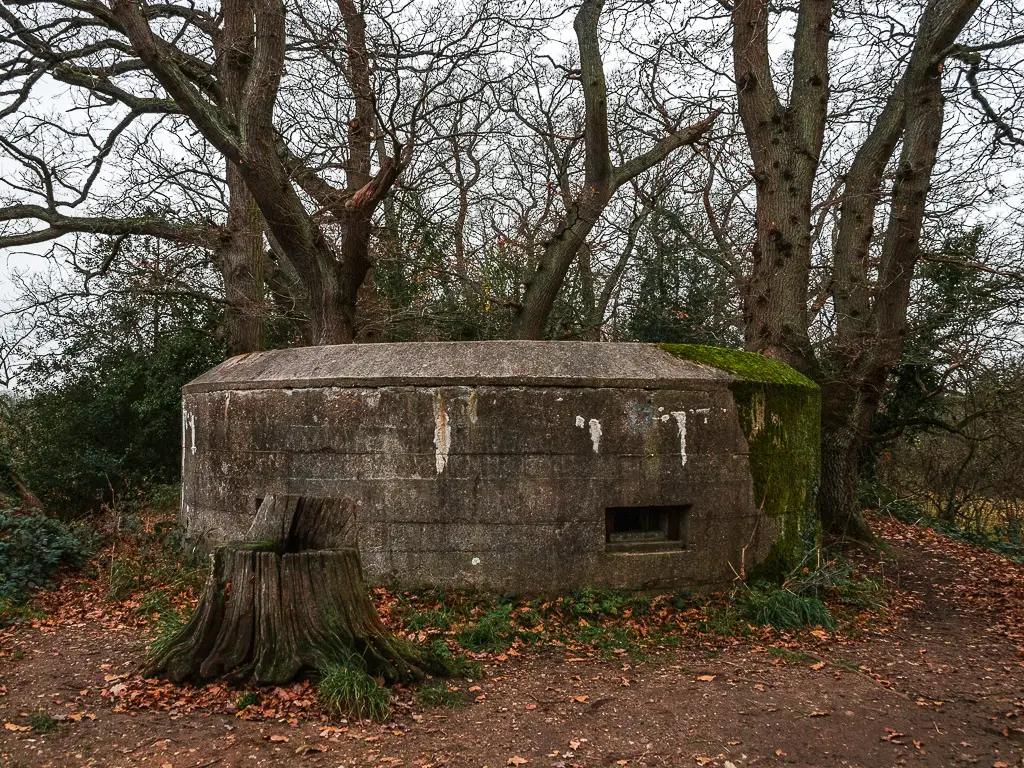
top-left (661, 344), bottom-right (821, 581)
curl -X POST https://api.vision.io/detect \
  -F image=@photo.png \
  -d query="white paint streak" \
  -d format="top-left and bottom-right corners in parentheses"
top-left (693, 407), bottom-right (711, 424)
top-left (660, 414), bottom-right (670, 422)
top-left (181, 409), bottom-right (189, 475)
top-left (188, 411), bottom-right (197, 455)
top-left (671, 410), bottom-right (687, 466)
top-left (575, 415), bottom-right (586, 428)
top-left (467, 391), bottom-right (478, 424)
top-left (471, 557), bottom-right (481, 566)
top-left (588, 418), bottom-right (602, 453)
top-left (433, 393), bottom-right (451, 474)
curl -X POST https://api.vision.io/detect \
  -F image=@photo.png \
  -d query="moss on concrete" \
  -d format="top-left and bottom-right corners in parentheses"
top-left (661, 345), bottom-right (821, 581)
top-left (660, 344), bottom-right (815, 387)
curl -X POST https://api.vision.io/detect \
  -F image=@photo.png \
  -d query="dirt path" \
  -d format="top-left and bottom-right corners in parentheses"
top-left (2, 517), bottom-right (1022, 768)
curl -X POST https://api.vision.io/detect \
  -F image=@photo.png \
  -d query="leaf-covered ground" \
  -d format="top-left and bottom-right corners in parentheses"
top-left (1, 513), bottom-right (1022, 767)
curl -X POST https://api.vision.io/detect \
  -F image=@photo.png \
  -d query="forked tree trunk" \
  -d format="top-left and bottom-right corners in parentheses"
top-left (146, 497), bottom-right (448, 685)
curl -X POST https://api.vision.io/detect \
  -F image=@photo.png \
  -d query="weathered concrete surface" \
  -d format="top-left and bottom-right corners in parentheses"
top-left (182, 342), bottom-right (798, 593)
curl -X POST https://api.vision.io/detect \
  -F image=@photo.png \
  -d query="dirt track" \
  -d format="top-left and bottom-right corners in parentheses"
top-left (1, 516), bottom-right (1022, 768)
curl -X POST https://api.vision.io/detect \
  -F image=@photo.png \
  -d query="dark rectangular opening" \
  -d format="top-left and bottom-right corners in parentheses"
top-left (605, 505), bottom-right (689, 553)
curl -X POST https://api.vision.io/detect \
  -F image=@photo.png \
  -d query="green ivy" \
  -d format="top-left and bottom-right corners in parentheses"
top-left (0, 509), bottom-right (90, 606)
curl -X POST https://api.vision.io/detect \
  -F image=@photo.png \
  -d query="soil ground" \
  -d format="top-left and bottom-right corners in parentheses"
top-left (1, 515), bottom-right (1022, 768)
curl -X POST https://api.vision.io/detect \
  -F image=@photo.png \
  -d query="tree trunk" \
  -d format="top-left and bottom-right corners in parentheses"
top-left (512, 199), bottom-right (608, 340)
top-left (218, 164), bottom-right (267, 356)
top-left (146, 497), bottom-right (447, 685)
top-left (819, 410), bottom-right (877, 542)
top-left (817, 41), bottom-right (951, 541)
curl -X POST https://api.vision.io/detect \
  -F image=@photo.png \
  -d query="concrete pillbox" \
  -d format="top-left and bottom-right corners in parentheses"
top-left (181, 341), bottom-right (820, 593)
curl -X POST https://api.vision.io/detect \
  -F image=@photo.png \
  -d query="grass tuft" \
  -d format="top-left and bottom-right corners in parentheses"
top-left (457, 605), bottom-right (518, 653)
top-left (146, 606), bottom-right (190, 662)
top-left (737, 583), bottom-right (834, 629)
top-left (318, 653), bottom-right (392, 722)
top-left (415, 679), bottom-right (466, 708)
top-left (566, 587), bottom-right (651, 619)
top-left (404, 605), bottom-right (458, 633)
top-left (27, 710), bottom-right (58, 733)
top-left (235, 691), bottom-right (260, 710)
top-left (767, 646), bottom-right (813, 663)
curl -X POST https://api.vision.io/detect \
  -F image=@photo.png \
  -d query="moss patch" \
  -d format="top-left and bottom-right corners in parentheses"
top-left (660, 344), bottom-right (815, 387)
top-left (661, 344), bottom-right (821, 580)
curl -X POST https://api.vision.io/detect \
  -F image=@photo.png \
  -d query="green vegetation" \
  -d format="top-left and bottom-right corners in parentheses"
top-left (318, 653), bottom-right (393, 721)
top-left (661, 344), bottom-right (821, 581)
top-left (565, 587), bottom-right (651, 620)
top-left (415, 680), bottom-right (466, 708)
top-left (0, 509), bottom-right (91, 607)
top-left (737, 583), bottom-right (834, 630)
top-left (457, 604), bottom-right (522, 653)
top-left (27, 710), bottom-right (59, 733)
top-left (404, 605), bottom-right (459, 633)
top-left (146, 607), bottom-right (191, 664)
top-left (2, 322), bottom-right (223, 517)
top-left (660, 344), bottom-right (816, 386)
top-left (871, 486), bottom-right (1024, 565)
top-left (767, 646), bottom-right (814, 664)
top-left (696, 557), bottom-right (878, 635)
top-left (235, 692), bottom-right (261, 710)
top-left (394, 560), bottom-right (878, 662)
top-left (0, 599), bottom-right (46, 623)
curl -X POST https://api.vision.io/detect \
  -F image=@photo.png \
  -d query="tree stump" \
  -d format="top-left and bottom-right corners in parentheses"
top-left (146, 496), bottom-right (448, 685)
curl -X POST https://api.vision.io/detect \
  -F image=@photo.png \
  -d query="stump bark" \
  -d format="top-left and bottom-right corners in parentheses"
top-left (146, 496), bottom-right (447, 685)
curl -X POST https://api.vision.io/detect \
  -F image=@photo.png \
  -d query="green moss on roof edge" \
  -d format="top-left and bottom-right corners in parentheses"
top-left (659, 344), bottom-right (816, 387)
top-left (661, 344), bottom-right (821, 582)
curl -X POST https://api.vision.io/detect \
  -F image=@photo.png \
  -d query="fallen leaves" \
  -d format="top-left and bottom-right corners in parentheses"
top-left (4, 723), bottom-right (30, 732)
top-left (695, 754), bottom-right (725, 765)
top-left (696, 675), bottom-right (716, 682)
top-left (507, 757), bottom-right (529, 766)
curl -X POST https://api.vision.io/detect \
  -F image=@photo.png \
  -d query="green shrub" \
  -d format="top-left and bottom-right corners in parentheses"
top-left (0, 509), bottom-right (89, 605)
top-left (5, 326), bottom-right (224, 517)
top-left (318, 653), bottom-right (392, 721)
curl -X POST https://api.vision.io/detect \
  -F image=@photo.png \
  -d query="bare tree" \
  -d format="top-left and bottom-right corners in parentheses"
top-left (0, 0), bottom-right (497, 348)
top-left (728, 0), bottom-right (1024, 539)
top-left (507, 0), bottom-right (718, 339)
